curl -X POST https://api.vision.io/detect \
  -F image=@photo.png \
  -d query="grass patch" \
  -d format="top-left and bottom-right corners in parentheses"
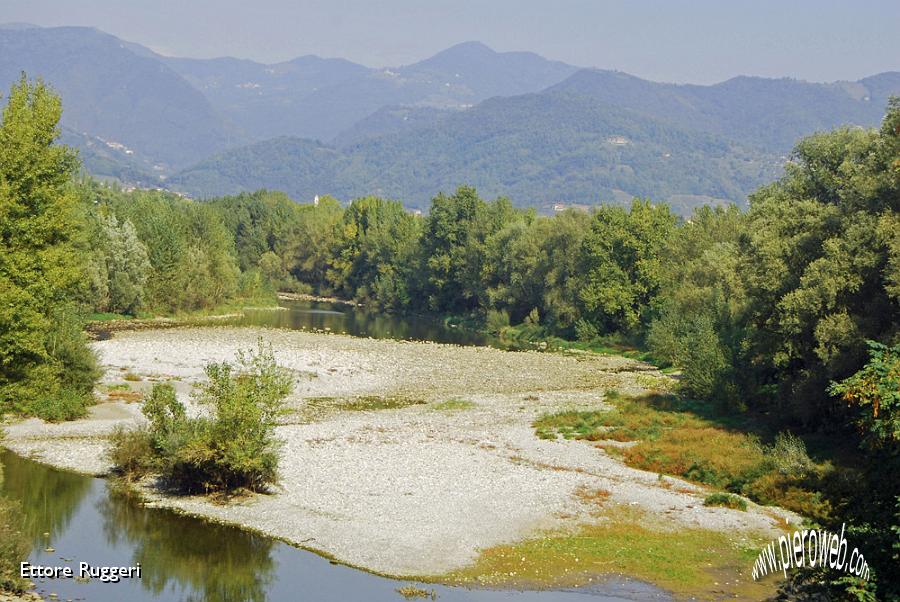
top-left (445, 505), bottom-right (771, 599)
top-left (123, 372), bottom-right (142, 382)
top-left (106, 383), bottom-right (131, 391)
top-left (431, 399), bottom-right (476, 411)
top-left (533, 391), bottom-right (831, 520)
top-left (703, 493), bottom-right (748, 511)
top-left (307, 395), bottom-right (426, 412)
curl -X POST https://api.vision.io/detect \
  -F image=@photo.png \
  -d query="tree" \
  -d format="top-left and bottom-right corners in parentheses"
top-left (738, 101), bottom-right (900, 424)
top-left (0, 75), bottom-right (97, 416)
top-left (89, 214), bottom-right (152, 315)
top-left (576, 199), bottom-right (676, 333)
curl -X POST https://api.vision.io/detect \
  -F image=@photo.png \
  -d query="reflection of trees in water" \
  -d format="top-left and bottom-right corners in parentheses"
top-left (0, 451), bottom-right (91, 544)
top-left (241, 301), bottom-right (488, 346)
top-left (99, 489), bottom-right (276, 602)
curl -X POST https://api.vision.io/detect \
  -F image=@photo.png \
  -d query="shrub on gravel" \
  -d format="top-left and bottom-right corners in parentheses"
top-left (110, 340), bottom-right (293, 493)
top-left (703, 492), bottom-right (747, 511)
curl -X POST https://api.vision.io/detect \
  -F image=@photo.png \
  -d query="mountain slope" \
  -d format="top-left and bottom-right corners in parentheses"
top-left (549, 69), bottom-right (896, 151)
top-left (163, 54), bottom-right (372, 140)
top-left (168, 91), bottom-right (780, 213)
top-left (0, 25), bottom-right (240, 168)
top-left (161, 41), bottom-right (579, 142)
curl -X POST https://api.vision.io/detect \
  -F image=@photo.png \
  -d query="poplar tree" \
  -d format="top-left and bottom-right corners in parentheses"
top-left (0, 75), bottom-right (97, 416)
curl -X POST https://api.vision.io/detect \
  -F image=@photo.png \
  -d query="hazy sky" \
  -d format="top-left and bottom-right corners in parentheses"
top-left (4, 0), bottom-right (898, 84)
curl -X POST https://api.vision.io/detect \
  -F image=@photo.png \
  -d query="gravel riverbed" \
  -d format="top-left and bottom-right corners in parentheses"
top-left (3, 327), bottom-right (795, 578)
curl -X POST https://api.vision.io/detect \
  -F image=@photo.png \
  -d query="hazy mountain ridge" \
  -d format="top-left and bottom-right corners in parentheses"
top-left (2, 23), bottom-right (898, 213)
top-left (167, 91), bottom-right (781, 213)
top-left (548, 68), bottom-right (897, 151)
top-left (0, 25), bottom-right (241, 168)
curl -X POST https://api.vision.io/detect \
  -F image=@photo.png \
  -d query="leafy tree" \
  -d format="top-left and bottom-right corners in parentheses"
top-left (0, 75), bottom-right (97, 416)
top-left (337, 196), bottom-right (421, 308)
top-left (738, 101), bottom-right (900, 424)
top-left (576, 199), bottom-right (676, 333)
top-left (647, 205), bottom-right (747, 403)
top-left (88, 214), bottom-right (151, 315)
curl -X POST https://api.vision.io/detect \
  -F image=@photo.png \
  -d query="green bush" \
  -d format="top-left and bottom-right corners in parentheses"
top-left (28, 388), bottom-right (92, 422)
top-left (703, 492), bottom-right (747, 511)
top-left (107, 426), bottom-right (156, 479)
top-left (111, 340), bottom-right (293, 493)
top-left (484, 309), bottom-right (510, 334)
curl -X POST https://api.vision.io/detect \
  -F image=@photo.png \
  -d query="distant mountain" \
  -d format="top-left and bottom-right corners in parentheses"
top-left (0, 26), bottom-right (240, 169)
top-left (168, 90), bottom-right (781, 214)
top-left (2, 24), bottom-right (898, 213)
top-left (549, 69), bottom-right (897, 151)
top-left (162, 54), bottom-right (372, 140)
top-left (161, 41), bottom-right (580, 142)
top-left (331, 105), bottom-right (452, 148)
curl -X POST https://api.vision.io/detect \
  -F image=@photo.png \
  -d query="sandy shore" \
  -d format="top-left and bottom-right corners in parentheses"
top-left (3, 327), bottom-right (795, 578)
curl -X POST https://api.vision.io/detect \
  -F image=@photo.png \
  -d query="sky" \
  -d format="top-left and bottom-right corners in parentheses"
top-left (3, 0), bottom-right (899, 84)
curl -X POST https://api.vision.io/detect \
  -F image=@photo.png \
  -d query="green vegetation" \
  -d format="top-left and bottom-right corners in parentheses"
top-left (1, 74), bottom-right (898, 597)
top-left (109, 342), bottom-right (292, 493)
top-left (306, 395), bottom-right (426, 412)
top-left (445, 505), bottom-right (770, 599)
top-left (534, 393), bottom-right (830, 521)
top-left (0, 76), bottom-right (99, 420)
top-left (0, 492), bottom-right (28, 593)
top-left (703, 493), bottom-right (748, 511)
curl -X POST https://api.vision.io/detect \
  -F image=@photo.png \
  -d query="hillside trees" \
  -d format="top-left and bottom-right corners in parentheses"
top-left (0, 76), bottom-right (98, 417)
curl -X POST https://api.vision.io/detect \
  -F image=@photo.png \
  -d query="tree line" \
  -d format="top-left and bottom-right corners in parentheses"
top-left (1, 76), bottom-right (898, 599)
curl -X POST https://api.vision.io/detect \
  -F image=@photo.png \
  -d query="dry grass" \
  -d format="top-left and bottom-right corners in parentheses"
top-left (106, 389), bottom-right (144, 403)
top-left (534, 391), bottom-right (830, 519)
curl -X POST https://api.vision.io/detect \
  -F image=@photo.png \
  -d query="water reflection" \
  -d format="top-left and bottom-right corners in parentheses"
top-left (0, 448), bottom-right (91, 543)
top-left (0, 451), bottom-right (671, 601)
top-left (99, 490), bottom-right (275, 602)
top-left (234, 300), bottom-right (490, 347)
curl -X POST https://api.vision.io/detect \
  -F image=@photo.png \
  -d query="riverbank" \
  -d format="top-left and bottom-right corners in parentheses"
top-left (2, 327), bottom-right (795, 599)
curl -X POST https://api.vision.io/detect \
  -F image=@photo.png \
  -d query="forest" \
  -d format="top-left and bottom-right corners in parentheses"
top-left (0, 76), bottom-right (898, 600)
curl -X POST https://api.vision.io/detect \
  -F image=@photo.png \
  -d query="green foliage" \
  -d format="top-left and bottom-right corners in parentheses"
top-left (107, 426), bottom-right (156, 479)
top-left (830, 341), bottom-right (900, 447)
top-left (576, 199), bottom-right (676, 333)
top-left (703, 492), bottom-right (747, 511)
top-left (484, 309), bottom-right (510, 334)
top-left (0, 494), bottom-right (29, 593)
top-left (111, 342), bottom-right (293, 493)
top-left (87, 213), bottom-right (151, 315)
top-left (0, 76), bottom-right (98, 417)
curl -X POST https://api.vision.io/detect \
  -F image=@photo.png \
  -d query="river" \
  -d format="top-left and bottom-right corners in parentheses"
top-left (1, 300), bottom-right (670, 602)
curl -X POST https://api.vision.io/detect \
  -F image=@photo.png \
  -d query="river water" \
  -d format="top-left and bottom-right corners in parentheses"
top-left (1, 300), bottom-right (671, 602)
top-left (232, 299), bottom-right (492, 347)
